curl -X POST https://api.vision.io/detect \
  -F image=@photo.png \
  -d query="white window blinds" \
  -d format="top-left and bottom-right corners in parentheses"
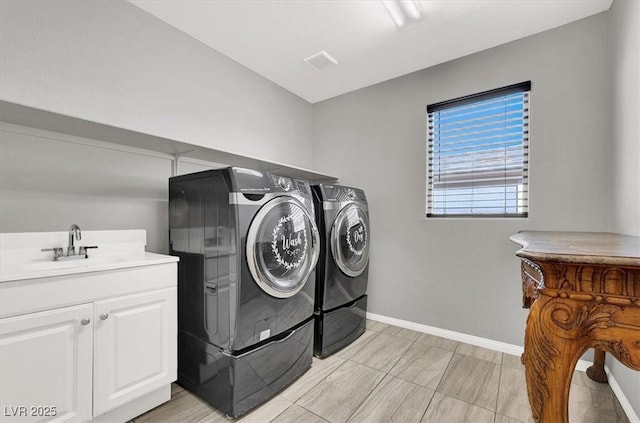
top-left (427, 82), bottom-right (530, 217)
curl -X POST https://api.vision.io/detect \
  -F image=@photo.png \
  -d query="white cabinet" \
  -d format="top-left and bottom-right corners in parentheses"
top-left (0, 287), bottom-right (176, 423)
top-left (0, 304), bottom-right (93, 423)
top-left (93, 288), bottom-right (176, 415)
top-left (0, 267), bottom-right (178, 423)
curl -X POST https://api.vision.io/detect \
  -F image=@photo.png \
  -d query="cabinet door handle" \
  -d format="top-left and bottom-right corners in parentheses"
top-left (80, 317), bottom-right (91, 326)
top-left (100, 313), bottom-right (109, 321)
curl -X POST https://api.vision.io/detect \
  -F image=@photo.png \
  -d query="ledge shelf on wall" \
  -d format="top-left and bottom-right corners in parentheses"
top-left (0, 100), bottom-right (338, 182)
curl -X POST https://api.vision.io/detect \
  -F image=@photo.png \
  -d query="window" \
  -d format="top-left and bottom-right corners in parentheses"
top-left (427, 81), bottom-right (530, 218)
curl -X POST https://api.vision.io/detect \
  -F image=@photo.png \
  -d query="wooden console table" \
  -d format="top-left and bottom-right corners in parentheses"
top-left (510, 231), bottom-right (640, 422)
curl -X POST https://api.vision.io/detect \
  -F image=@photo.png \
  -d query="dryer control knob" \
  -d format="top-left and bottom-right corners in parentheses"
top-left (348, 190), bottom-right (356, 200)
top-left (277, 177), bottom-right (290, 191)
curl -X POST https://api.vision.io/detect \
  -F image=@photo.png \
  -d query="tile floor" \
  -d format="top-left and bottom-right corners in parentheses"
top-left (134, 320), bottom-right (629, 423)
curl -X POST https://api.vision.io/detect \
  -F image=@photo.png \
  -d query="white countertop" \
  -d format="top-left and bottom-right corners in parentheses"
top-left (0, 252), bottom-right (178, 282)
top-left (0, 230), bottom-right (178, 282)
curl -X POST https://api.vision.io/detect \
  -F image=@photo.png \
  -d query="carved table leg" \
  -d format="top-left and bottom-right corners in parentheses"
top-left (523, 297), bottom-right (590, 423)
top-left (586, 349), bottom-right (608, 383)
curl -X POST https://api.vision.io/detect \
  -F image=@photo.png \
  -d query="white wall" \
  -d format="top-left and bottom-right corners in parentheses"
top-left (312, 13), bottom-right (611, 345)
top-left (0, 0), bottom-right (313, 253)
top-left (608, 0), bottom-right (640, 417)
top-left (0, 0), bottom-right (313, 169)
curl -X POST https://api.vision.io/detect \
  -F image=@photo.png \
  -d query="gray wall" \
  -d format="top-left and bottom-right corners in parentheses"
top-left (610, 0), bottom-right (640, 237)
top-left (0, 0), bottom-right (312, 253)
top-left (0, 0), bottom-right (313, 169)
top-left (0, 123), bottom-right (223, 254)
top-left (312, 13), bottom-right (611, 346)
top-left (607, 0), bottom-right (640, 416)
top-left (0, 126), bottom-right (173, 253)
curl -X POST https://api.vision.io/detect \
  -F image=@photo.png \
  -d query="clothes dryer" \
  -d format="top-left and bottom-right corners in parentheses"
top-left (312, 184), bottom-right (369, 358)
top-left (169, 167), bottom-right (320, 418)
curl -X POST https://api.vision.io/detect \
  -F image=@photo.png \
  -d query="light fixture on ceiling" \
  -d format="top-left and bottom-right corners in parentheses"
top-left (381, 0), bottom-right (424, 30)
top-left (303, 50), bottom-right (339, 70)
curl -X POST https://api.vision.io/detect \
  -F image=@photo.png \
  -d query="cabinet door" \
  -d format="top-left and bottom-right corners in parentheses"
top-left (93, 287), bottom-right (176, 416)
top-left (0, 304), bottom-right (93, 423)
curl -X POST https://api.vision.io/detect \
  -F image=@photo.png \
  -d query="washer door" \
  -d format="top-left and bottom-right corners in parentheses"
top-left (246, 196), bottom-right (320, 298)
top-left (330, 203), bottom-right (370, 277)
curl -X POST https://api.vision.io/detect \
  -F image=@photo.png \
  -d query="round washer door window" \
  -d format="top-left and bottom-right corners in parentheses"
top-left (246, 196), bottom-right (320, 298)
top-left (331, 203), bottom-right (370, 277)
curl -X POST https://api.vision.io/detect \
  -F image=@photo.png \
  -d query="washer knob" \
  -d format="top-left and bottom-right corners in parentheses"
top-left (277, 177), bottom-right (290, 191)
top-left (348, 190), bottom-right (356, 200)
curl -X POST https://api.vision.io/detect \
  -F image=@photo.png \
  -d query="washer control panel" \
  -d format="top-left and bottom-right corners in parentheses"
top-left (269, 174), bottom-right (310, 196)
top-left (320, 185), bottom-right (366, 203)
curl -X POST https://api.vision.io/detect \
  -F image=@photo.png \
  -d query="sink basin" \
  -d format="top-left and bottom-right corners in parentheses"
top-left (0, 230), bottom-right (178, 283)
top-left (25, 256), bottom-right (127, 271)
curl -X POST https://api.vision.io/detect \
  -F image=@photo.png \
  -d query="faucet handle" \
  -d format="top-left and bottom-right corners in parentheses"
top-left (42, 247), bottom-right (64, 259)
top-left (79, 246), bottom-right (98, 257)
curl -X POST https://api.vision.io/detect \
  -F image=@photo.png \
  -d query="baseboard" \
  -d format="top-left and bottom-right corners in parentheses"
top-left (366, 311), bottom-right (595, 369)
top-left (605, 366), bottom-right (640, 423)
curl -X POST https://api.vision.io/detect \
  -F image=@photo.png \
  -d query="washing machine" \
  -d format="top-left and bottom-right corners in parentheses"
top-left (169, 167), bottom-right (320, 418)
top-left (312, 184), bottom-right (370, 358)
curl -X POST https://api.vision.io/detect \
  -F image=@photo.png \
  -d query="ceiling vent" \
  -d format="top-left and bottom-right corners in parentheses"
top-left (303, 50), bottom-right (338, 70)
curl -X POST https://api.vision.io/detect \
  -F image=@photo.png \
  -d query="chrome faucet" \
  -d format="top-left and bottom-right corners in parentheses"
top-left (41, 224), bottom-right (98, 261)
top-left (68, 224), bottom-right (81, 256)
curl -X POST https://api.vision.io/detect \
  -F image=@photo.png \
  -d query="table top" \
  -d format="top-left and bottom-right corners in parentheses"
top-left (510, 231), bottom-right (640, 266)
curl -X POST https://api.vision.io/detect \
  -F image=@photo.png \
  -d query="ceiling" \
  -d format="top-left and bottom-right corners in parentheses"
top-left (130, 0), bottom-right (612, 104)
